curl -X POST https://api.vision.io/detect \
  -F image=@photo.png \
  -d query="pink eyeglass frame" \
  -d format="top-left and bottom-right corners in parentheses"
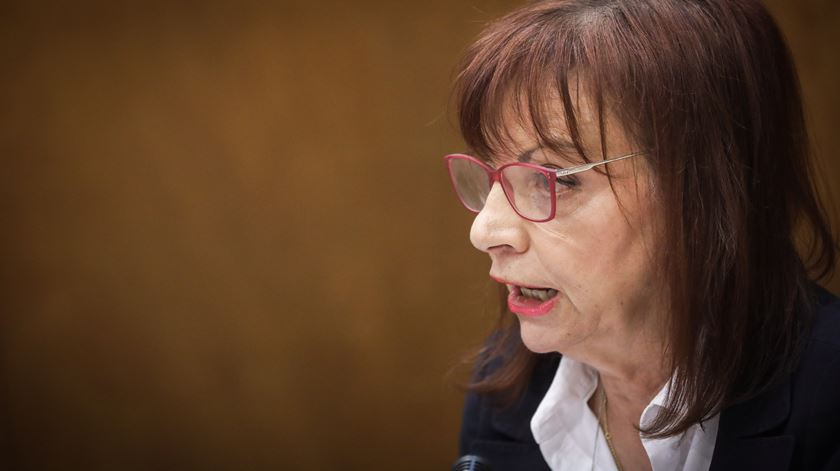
top-left (443, 151), bottom-right (643, 222)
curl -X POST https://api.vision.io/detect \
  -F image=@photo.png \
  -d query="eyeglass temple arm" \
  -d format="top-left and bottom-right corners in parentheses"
top-left (553, 151), bottom-right (644, 177)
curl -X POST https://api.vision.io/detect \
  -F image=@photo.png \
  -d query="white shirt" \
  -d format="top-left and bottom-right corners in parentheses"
top-left (530, 356), bottom-right (719, 471)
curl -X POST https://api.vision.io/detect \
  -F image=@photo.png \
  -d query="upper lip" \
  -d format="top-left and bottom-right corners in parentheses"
top-left (490, 275), bottom-right (554, 290)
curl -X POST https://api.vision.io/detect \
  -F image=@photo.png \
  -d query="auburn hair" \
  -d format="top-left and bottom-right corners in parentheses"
top-left (453, 0), bottom-right (837, 438)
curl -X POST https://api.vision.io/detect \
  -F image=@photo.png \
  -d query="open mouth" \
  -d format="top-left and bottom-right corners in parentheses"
top-left (518, 286), bottom-right (559, 302)
top-left (507, 285), bottom-right (560, 316)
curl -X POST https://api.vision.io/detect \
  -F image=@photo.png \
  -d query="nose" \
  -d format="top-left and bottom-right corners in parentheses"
top-left (470, 182), bottom-right (529, 255)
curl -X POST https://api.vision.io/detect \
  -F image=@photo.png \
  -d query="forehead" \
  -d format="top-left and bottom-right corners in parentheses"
top-left (486, 88), bottom-right (628, 166)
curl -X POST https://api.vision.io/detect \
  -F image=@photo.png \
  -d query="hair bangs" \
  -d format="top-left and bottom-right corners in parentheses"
top-left (452, 6), bottom-right (614, 168)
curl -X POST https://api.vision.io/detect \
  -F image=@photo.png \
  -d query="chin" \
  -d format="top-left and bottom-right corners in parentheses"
top-left (517, 317), bottom-right (563, 354)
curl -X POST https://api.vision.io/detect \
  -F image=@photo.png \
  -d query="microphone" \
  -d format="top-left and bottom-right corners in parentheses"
top-left (451, 454), bottom-right (492, 471)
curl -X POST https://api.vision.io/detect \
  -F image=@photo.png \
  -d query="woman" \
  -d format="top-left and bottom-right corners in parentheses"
top-left (444, 1), bottom-right (840, 470)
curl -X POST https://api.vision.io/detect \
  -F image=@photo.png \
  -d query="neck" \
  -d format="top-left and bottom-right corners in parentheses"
top-left (587, 350), bottom-right (664, 471)
top-left (576, 305), bottom-right (667, 471)
top-left (576, 315), bottom-right (670, 425)
top-left (597, 367), bottom-right (666, 428)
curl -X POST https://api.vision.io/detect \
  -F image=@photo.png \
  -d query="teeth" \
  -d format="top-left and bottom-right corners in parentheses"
top-left (520, 287), bottom-right (558, 301)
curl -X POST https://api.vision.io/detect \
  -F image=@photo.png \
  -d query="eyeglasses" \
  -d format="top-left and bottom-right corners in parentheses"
top-left (443, 151), bottom-right (643, 222)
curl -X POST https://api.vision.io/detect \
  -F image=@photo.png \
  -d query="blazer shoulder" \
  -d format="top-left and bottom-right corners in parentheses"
top-left (790, 284), bottom-right (840, 404)
top-left (782, 284), bottom-right (840, 470)
top-left (709, 284), bottom-right (840, 470)
top-left (808, 284), bottom-right (840, 349)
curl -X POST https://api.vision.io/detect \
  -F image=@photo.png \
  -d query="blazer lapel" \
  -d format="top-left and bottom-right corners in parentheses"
top-left (468, 354), bottom-right (560, 471)
top-left (709, 379), bottom-right (794, 471)
top-left (468, 439), bottom-right (550, 471)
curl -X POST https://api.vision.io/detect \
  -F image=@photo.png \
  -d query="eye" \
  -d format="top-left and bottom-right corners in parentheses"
top-left (542, 164), bottom-right (579, 189)
top-left (524, 170), bottom-right (553, 195)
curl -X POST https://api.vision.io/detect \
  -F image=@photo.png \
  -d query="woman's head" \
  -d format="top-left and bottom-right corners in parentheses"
top-left (451, 0), bottom-right (837, 437)
top-left (464, 91), bottom-right (665, 362)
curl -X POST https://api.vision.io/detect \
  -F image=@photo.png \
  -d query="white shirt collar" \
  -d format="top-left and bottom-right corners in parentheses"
top-left (531, 356), bottom-right (719, 471)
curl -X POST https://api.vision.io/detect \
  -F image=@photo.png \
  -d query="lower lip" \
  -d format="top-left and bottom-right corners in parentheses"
top-left (507, 287), bottom-right (559, 317)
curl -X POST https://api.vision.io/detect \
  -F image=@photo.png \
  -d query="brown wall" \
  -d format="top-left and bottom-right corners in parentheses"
top-left (1, 1), bottom-right (837, 469)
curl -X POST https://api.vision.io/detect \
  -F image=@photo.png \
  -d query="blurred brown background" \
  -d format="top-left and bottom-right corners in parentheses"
top-left (0, 1), bottom-right (838, 470)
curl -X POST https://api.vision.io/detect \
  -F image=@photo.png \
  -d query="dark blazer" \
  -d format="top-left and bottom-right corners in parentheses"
top-left (458, 285), bottom-right (840, 470)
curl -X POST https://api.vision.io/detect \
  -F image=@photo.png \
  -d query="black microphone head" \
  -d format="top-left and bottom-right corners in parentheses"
top-left (451, 454), bottom-right (492, 471)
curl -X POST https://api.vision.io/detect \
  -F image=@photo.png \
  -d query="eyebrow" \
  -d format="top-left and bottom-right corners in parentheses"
top-left (517, 147), bottom-right (540, 163)
top-left (517, 140), bottom-right (579, 164)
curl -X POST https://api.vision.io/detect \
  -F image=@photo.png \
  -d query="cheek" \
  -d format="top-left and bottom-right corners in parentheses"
top-left (533, 193), bottom-right (656, 301)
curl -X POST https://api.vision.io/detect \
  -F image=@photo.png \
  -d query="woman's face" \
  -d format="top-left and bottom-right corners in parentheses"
top-left (469, 101), bottom-right (664, 358)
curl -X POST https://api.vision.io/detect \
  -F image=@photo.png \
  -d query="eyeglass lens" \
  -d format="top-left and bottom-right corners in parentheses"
top-left (448, 157), bottom-right (491, 211)
top-left (448, 157), bottom-right (553, 220)
top-left (501, 165), bottom-right (552, 220)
